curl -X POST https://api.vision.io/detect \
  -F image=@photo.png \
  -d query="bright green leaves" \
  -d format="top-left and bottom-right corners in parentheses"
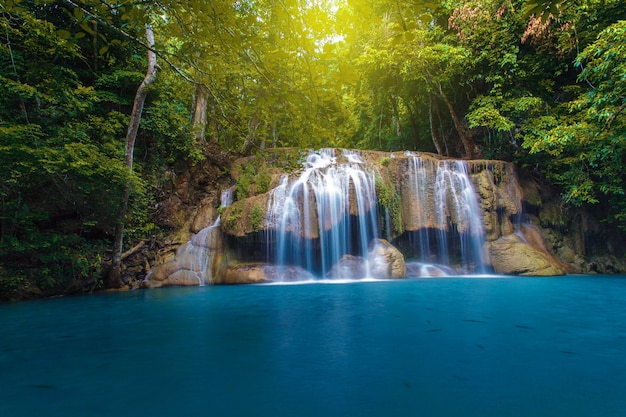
top-left (467, 97), bottom-right (516, 132)
top-left (468, 95), bottom-right (543, 132)
top-left (408, 42), bottom-right (472, 86)
top-left (519, 19), bottom-right (626, 208)
top-left (522, 0), bottom-right (567, 22)
top-left (576, 20), bottom-right (626, 129)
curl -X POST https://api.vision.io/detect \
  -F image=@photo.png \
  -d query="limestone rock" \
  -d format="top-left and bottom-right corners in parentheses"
top-left (367, 239), bottom-right (407, 278)
top-left (220, 194), bottom-right (270, 237)
top-left (259, 265), bottom-right (316, 282)
top-left (469, 162), bottom-right (522, 242)
top-left (214, 264), bottom-right (270, 284)
top-left (191, 205), bottom-right (218, 233)
top-left (145, 259), bottom-right (180, 283)
top-left (405, 262), bottom-right (456, 277)
top-left (487, 234), bottom-right (566, 276)
top-left (142, 267), bottom-right (201, 289)
top-left (325, 255), bottom-right (368, 279)
top-left (163, 270), bottom-right (202, 286)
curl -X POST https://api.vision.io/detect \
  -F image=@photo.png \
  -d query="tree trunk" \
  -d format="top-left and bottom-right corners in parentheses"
top-left (390, 95), bottom-right (402, 137)
top-left (271, 121), bottom-right (279, 148)
top-left (240, 112), bottom-right (261, 155)
top-left (437, 83), bottom-right (474, 159)
top-left (210, 98), bottom-right (219, 143)
top-left (406, 99), bottom-right (421, 147)
top-left (192, 83), bottom-right (209, 143)
top-left (428, 93), bottom-right (444, 155)
top-left (433, 97), bottom-right (450, 155)
top-left (106, 25), bottom-right (158, 288)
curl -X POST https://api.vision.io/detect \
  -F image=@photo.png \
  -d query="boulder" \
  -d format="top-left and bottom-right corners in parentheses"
top-left (191, 205), bottom-right (218, 233)
top-left (367, 239), bottom-right (407, 278)
top-left (163, 270), bottom-right (202, 286)
top-left (142, 269), bottom-right (202, 288)
top-left (145, 259), bottom-right (180, 283)
top-left (325, 255), bottom-right (368, 279)
top-left (260, 265), bottom-right (316, 282)
top-left (214, 264), bottom-right (270, 284)
top-left (221, 194), bottom-right (270, 237)
top-left (486, 234), bottom-right (566, 276)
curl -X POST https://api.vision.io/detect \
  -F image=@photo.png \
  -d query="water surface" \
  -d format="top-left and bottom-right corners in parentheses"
top-left (1, 275), bottom-right (626, 416)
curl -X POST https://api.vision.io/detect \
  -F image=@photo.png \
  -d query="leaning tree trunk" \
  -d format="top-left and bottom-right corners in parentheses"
top-left (240, 112), bottom-right (261, 155)
top-left (192, 83), bottom-right (209, 143)
top-left (106, 25), bottom-right (158, 288)
top-left (428, 93), bottom-right (444, 155)
top-left (437, 83), bottom-right (474, 159)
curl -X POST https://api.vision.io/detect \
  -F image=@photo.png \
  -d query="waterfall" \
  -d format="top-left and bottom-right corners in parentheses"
top-left (266, 149), bottom-right (379, 277)
top-left (403, 153), bottom-right (487, 273)
top-left (180, 187), bottom-right (233, 285)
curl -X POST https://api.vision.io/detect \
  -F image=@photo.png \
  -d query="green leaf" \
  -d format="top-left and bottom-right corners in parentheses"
top-left (57, 29), bottom-right (71, 40)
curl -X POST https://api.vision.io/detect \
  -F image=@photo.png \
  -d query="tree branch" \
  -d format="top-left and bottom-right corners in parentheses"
top-left (61, 0), bottom-right (196, 84)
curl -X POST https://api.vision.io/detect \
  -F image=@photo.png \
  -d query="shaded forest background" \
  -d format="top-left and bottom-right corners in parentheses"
top-left (1, 0), bottom-right (625, 298)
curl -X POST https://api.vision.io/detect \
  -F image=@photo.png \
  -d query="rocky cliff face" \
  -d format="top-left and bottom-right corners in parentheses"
top-left (143, 148), bottom-right (625, 287)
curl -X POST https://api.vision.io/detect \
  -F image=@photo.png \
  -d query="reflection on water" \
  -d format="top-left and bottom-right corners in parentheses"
top-left (1, 275), bottom-right (626, 417)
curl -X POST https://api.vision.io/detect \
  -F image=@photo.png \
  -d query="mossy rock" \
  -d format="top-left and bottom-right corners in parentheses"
top-left (221, 194), bottom-right (270, 237)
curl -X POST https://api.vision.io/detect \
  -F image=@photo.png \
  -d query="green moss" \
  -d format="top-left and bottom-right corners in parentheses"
top-left (375, 173), bottom-right (394, 208)
top-left (250, 204), bottom-right (264, 231)
top-left (375, 173), bottom-right (403, 235)
top-left (224, 206), bottom-right (241, 230)
top-left (235, 158), bottom-right (271, 200)
top-left (380, 156), bottom-right (390, 167)
top-left (389, 193), bottom-right (404, 234)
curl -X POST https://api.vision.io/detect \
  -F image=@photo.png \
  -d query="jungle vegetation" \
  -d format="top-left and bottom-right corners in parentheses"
top-left (1, 0), bottom-right (625, 296)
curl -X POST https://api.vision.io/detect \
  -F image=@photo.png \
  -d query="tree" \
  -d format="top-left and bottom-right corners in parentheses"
top-left (0, 0), bottom-right (147, 295)
top-left (522, 19), bottom-right (626, 214)
top-left (107, 25), bottom-right (158, 288)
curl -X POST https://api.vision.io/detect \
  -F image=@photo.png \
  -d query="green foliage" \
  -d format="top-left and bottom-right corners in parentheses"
top-left (375, 174), bottom-right (395, 208)
top-left (575, 20), bottom-right (626, 130)
top-left (140, 73), bottom-right (202, 165)
top-left (224, 206), bottom-right (241, 231)
top-left (250, 205), bottom-right (264, 231)
top-left (234, 159), bottom-right (271, 200)
top-left (388, 193), bottom-right (404, 235)
top-left (264, 149), bottom-right (308, 173)
top-left (519, 18), bottom-right (626, 217)
top-left (375, 172), bottom-right (403, 234)
top-left (0, 1), bottom-right (201, 297)
top-left (3, 0), bottom-right (626, 297)
top-left (0, 231), bottom-right (107, 300)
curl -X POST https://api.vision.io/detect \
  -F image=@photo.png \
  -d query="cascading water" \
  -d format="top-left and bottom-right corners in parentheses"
top-left (147, 148), bottom-right (566, 287)
top-left (402, 152), bottom-right (487, 273)
top-left (266, 149), bottom-right (379, 277)
top-left (180, 187), bottom-right (233, 285)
